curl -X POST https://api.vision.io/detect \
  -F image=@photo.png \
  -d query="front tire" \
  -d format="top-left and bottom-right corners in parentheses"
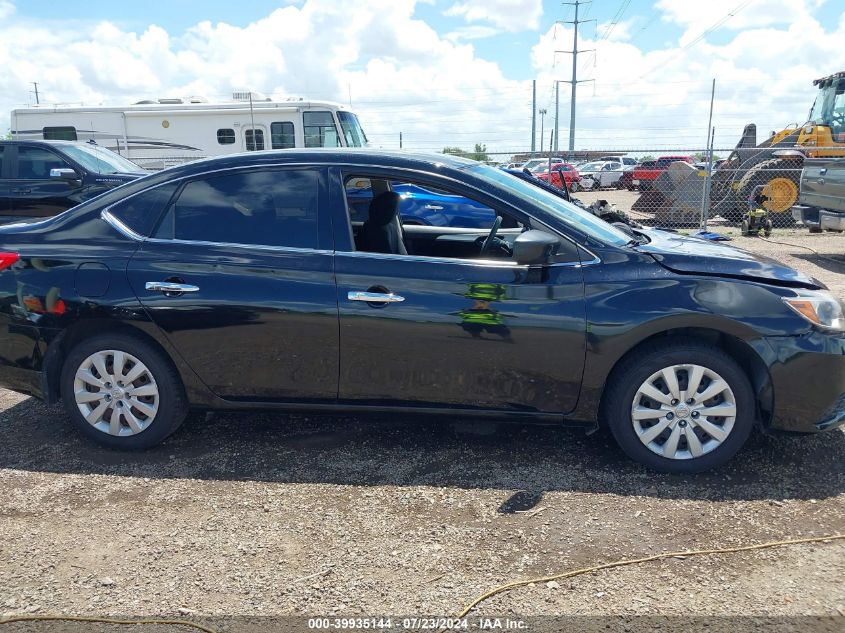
top-left (601, 340), bottom-right (755, 473)
top-left (60, 332), bottom-right (189, 450)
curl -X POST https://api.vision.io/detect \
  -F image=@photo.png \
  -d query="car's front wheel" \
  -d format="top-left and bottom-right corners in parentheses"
top-left (602, 340), bottom-right (755, 473)
top-left (60, 332), bottom-right (188, 450)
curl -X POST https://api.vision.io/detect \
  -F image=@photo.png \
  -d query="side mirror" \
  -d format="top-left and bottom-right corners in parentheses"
top-left (513, 230), bottom-right (559, 265)
top-left (50, 168), bottom-right (80, 181)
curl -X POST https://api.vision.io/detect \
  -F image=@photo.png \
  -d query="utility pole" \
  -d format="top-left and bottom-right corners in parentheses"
top-left (555, 1), bottom-right (595, 159)
top-left (538, 109), bottom-right (547, 156)
top-left (554, 82), bottom-right (559, 152)
top-left (32, 82), bottom-right (39, 105)
top-left (531, 80), bottom-right (537, 153)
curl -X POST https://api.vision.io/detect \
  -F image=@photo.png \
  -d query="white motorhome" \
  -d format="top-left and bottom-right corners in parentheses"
top-left (10, 93), bottom-right (369, 169)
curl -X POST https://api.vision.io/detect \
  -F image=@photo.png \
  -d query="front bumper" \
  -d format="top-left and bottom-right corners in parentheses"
top-left (792, 205), bottom-right (845, 232)
top-left (759, 331), bottom-right (845, 433)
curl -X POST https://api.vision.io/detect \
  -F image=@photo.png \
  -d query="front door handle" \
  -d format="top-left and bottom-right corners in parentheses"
top-left (12, 188), bottom-right (31, 194)
top-left (348, 291), bottom-right (405, 303)
top-left (145, 281), bottom-right (200, 294)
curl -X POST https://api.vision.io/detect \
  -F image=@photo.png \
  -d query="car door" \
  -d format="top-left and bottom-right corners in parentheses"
top-left (600, 163), bottom-right (615, 187)
top-left (329, 167), bottom-right (587, 414)
top-left (125, 166), bottom-right (339, 401)
top-left (9, 144), bottom-right (80, 217)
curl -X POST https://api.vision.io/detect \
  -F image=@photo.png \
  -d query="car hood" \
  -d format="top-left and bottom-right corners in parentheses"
top-left (636, 229), bottom-right (821, 289)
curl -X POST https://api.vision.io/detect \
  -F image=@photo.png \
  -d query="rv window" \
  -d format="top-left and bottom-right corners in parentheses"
top-left (303, 111), bottom-right (340, 148)
top-left (154, 169), bottom-right (319, 249)
top-left (271, 122), bottom-right (295, 149)
top-left (42, 126), bottom-right (77, 141)
top-left (245, 128), bottom-right (265, 151)
top-left (217, 129), bottom-right (236, 145)
top-left (110, 182), bottom-right (179, 237)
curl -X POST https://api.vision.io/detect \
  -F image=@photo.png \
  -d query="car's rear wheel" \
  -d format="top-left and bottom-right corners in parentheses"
top-left (60, 333), bottom-right (188, 450)
top-left (602, 340), bottom-right (755, 473)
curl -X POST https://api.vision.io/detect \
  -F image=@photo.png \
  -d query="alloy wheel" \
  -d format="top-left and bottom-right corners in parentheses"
top-left (630, 363), bottom-right (736, 460)
top-left (73, 349), bottom-right (159, 436)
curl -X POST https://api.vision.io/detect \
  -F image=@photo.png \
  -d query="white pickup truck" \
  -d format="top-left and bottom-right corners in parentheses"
top-left (792, 158), bottom-right (845, 231)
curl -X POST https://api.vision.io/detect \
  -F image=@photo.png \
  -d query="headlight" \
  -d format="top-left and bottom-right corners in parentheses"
top-left (783, 293), bottom-right (845, 331)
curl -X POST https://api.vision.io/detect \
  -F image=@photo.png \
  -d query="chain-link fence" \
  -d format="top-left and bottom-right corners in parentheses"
top-left (483, 147), bottom-right (818, 230)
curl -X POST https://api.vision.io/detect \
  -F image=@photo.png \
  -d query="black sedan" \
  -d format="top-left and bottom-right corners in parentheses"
top-left (0, 149), bottom-right (842, 473)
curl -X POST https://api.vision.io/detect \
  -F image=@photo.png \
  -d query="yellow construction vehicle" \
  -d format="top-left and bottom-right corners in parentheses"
top-left (711, 71), bottom-right (845, 224)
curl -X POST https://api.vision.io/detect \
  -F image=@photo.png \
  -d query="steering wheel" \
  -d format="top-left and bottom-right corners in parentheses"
top-left (480, 216), bottom-right (503, 255)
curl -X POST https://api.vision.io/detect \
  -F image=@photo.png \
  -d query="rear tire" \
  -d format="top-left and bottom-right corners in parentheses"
top-left (60, 332), bottom-right (189, 450)
top-left (601, 339), bottom-right (755, 473)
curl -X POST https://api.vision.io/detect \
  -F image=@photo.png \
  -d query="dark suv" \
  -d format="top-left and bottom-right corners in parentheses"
top-left (0, 140), bottom-right (145, 222)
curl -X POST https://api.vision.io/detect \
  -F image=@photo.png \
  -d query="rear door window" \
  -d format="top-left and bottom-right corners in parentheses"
top-left (155, 169), bottom-right (319, 249)
top-left (109, 182), bottom-right (179, 236)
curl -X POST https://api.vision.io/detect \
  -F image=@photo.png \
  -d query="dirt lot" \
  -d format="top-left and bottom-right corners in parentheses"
top-left (1, 228), bottom-right (845, 628)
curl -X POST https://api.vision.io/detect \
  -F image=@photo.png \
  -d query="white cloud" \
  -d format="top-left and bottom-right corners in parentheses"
top-left (657, 0), bottom-right (827, 32)
top-left (0, 0), bottom-right (844, 158)
top-left (0, 1), bottom-right (14, 20)
top-left (445, 0), bottom-right (543, 33)
top-left (444, 25), bottom-right (501, 42)
top-left (529, 3), bottom-right (845, 153)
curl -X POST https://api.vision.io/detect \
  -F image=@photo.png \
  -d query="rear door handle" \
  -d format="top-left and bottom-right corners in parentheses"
top-left (145, 281), bottom-right (200, 294)
top-left (348, 291), bottom-right (405, 303)
top-left (11, 188), bottom-right (31, 194)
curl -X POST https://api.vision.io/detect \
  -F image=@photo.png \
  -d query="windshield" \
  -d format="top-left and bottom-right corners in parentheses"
top-left (60, 144), bottom-right (140, 174)
top-left (337, 111), bottom-right (368, 147)
top-left (468, 164), bottom-right (630, 247)
top-left (809, 79), bottom-right (845, 142)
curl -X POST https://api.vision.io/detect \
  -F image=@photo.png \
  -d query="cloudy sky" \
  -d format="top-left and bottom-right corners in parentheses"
top-left (2, 0), bottom-right (845, 157)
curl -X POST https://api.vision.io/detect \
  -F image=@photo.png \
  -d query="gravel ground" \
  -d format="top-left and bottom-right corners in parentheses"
top-left (1, 231), bottom-right (845, 629)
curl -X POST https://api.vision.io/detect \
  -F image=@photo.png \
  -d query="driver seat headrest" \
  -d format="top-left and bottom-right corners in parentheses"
top-left (367, 191), bottom-right (401, 226)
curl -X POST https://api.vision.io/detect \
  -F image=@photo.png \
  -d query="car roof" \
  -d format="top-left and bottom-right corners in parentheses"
top-left (157, 148), bottom-right (480, 179)
top-left (0, 139), bottom-right (104, 148)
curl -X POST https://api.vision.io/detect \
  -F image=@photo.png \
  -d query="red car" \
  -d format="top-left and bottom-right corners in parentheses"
top-left (533, 162), bottom-right (582, 191)
top-left (630, 155), bottom-right (693, 190)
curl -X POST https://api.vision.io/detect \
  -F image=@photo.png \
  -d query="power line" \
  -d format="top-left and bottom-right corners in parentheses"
top-left (636, 0), bottom-right (754, 80)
